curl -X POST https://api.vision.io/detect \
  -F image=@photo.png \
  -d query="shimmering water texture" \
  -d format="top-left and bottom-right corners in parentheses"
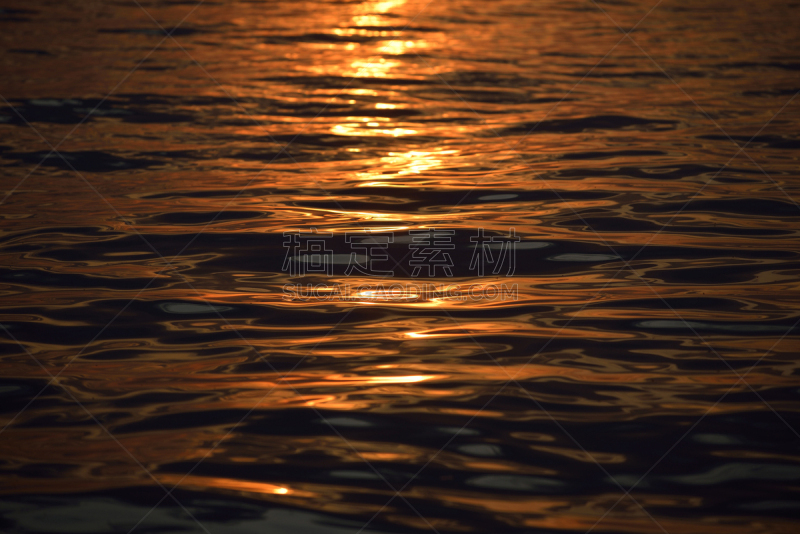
top-left (1, 0), bottom-right (800, 533)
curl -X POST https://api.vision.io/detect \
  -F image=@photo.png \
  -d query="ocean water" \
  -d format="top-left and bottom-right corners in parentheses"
top-left (1, 0), bottom-right (800, 533)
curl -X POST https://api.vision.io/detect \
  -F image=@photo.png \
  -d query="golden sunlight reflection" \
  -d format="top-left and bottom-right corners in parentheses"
top-left (331, 122), bottom-right (417, 137)
top-left (364, 0), bottom-right (408, 15)
top-left (378, 39), bottom-right (422, 55)
top-left (353, 149), bottom-right (459, 181)
top-left (384, 150), bottom-right (456, 175)
top-left (348, 58), bottom-right (402, 78)
top-left (159, 474), bottom-right (305, 497)
top-left (320, 0), bottom-right (432, 140)
top-left (324, 373), bottom-right (438, 384)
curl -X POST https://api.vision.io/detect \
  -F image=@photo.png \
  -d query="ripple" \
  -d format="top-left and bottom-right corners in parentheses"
top-left (548, 253), bottom-right (621, 262)
top-left (666, 463), bottom-right (800, 485)
top-left (158, 302), bottom-right (234, 315)
top-left (466, 475), bottom-right (566, 492)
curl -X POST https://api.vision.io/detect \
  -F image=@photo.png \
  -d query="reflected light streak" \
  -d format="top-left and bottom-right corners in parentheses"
top-left (378, 40), bottom-right (421, 55)
top-left (349, 58), bottom-right (401, 78)
top-left (331, 123), bottom-right (417, 137)
top-left (367, 0), bottom-right (407, 14)
top-left (324, 374), bottom-right (437, 384)
top-left (159, 474), bottom-right (305, 497)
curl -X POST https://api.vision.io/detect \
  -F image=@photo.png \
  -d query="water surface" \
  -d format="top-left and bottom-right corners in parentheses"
top-left (1, 1), bottom-right (800, 533)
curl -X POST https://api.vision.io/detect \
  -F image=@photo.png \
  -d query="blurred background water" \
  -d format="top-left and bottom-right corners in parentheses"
top-left (1, 0), bottom-right (800, 532)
